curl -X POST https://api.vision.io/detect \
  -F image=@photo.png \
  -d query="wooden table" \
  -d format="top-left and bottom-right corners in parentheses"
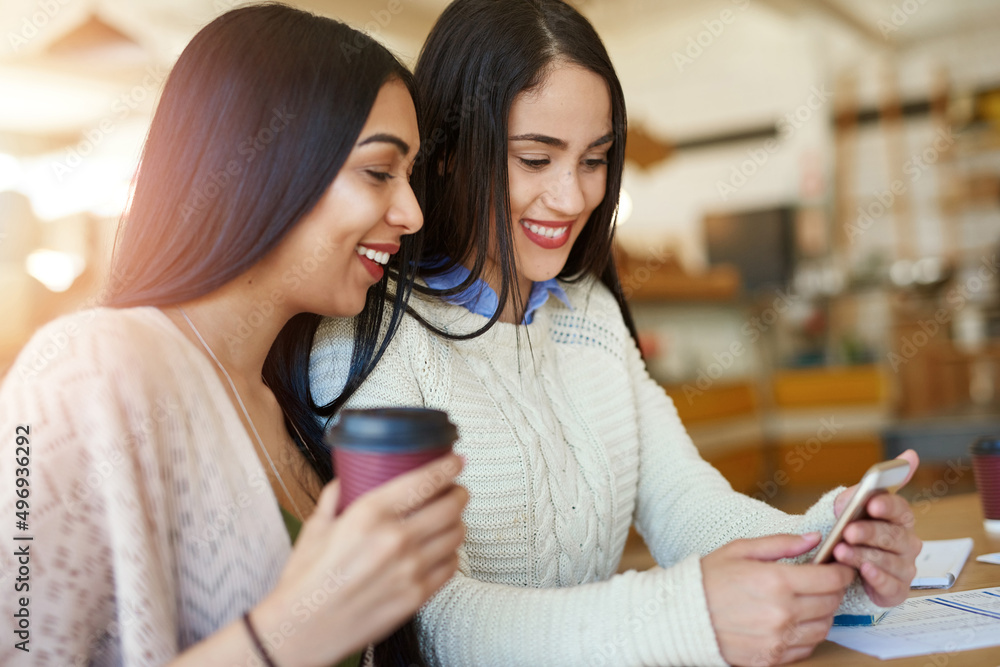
top-left (801, 493), bottom-right (1000, 666)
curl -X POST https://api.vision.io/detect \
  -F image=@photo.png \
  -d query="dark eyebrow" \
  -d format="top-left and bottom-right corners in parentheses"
top-left (358, 133), bottom-right (410, 156)
top-left (587, 133), bottom-right (614, 149)
top-left (509, 132), bottom-right (614, 150)
top-left (509, 133), bottom-right (566, 149)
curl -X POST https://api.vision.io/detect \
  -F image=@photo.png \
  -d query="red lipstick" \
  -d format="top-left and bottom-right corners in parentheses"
top-left (519, 219), bottom-right (573, 250)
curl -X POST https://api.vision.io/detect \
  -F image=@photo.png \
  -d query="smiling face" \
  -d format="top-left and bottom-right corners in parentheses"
top-left (499, 62), bottom-right (613, 298)
top-left (265, 78), bottom-right (422, 317)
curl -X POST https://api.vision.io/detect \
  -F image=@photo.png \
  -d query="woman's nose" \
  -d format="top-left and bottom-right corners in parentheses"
top-left (386, 181), bottom-right (423, 235)
top-left (543, 169), bottom-right (585, 218)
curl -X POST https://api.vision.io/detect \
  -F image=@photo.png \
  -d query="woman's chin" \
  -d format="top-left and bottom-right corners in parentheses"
top-left (520, 257), bottom-right (570, 284)
top-left (321, 294), bottom-right (368, 319)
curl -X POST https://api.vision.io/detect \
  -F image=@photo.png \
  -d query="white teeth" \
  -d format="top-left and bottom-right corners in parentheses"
top-left (356, 245), bottom-right (391, 265)
top-left (520, 220), bottom-right (569, 239)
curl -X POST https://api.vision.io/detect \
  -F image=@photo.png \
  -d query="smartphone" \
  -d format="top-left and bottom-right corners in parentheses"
top-left (810, 459), bottom-right (911, 564)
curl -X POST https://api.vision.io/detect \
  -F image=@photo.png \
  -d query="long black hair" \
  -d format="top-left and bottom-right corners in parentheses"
top-left (104, 4), bottom-right (427, 664)
top-left (413, 0), bottom-right (638, 339)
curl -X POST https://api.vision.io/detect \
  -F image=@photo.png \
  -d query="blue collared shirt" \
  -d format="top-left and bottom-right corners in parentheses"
top-left (423, 262), bottom-right (573, 324)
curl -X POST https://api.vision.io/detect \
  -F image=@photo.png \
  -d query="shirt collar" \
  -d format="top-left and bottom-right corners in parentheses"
top-left (422, 261), bottom-right (573, 324)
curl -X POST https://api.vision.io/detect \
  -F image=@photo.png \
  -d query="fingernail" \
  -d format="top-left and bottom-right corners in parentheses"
top-left (803, 531), bottom-right (821, 541)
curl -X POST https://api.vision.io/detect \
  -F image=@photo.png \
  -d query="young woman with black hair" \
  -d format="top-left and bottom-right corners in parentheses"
top-left (0, 5), bottom-right (466, 666)
top-left (303, 1), bottom-right (922, 665)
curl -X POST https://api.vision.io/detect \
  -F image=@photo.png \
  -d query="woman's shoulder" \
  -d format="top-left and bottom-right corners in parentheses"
top-left (556, 276), bottom-right (626, 325)
top-left (312, 309), bottom-right (425, 364)
top-left (549, 276), bottom-right (632, 358)
top-left (311, 307), bottom-right (431, 401)
top-left (311, 298), bottom-right (460, 409)
top-left (7, 306), bottom-right (189, 385)
top-left (1, 307), bottom-right (202, 465)
top-left (313, 295), bottom-right (443, 357)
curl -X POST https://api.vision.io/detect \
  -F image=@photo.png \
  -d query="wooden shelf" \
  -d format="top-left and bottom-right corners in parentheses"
top-left (663, 381), bottom-right (757, 424)
top-left (616, 244), bottom-right (742, 302)
top-left (625, 266), bottom-right (741, 302)
top-left (662, 381), bottom-right (765, 494)
top-left (772, 365), bottom-right (887, 407)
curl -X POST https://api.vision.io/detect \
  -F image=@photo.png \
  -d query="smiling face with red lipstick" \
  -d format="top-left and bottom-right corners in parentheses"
top-left (265, 78), bottom-right (423, 317)
top-left (494, 62), bottom-right (613, 310)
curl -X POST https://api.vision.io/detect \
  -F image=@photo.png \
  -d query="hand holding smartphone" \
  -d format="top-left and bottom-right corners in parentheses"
top-left (810, 459), bottom-right (912, 564)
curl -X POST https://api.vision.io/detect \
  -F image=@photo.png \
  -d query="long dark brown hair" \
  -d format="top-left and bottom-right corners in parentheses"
top-left (275, 1), bottom-right (640, 660)
top-left (412, 0), bottom-right (638, 339)
top-left (104, 4), bottom-right (426, 664)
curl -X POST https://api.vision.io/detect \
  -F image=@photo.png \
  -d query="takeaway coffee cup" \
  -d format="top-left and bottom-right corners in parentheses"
top-left (326, 408), bottom-right (458, 515)
top-left (971, 436), bottom-right (1000, 535)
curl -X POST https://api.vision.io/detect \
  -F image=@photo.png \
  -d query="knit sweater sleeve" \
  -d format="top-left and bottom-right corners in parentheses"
top-left (621, 297), bottom-right (884, 615)
top-left (418, 559), bottom-right (725, 667)
top-left (0, 311), bottom-right (182, 665)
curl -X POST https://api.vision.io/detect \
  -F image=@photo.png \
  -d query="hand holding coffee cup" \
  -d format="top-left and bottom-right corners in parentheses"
top-left (326, 408), bottom-right (459, 515)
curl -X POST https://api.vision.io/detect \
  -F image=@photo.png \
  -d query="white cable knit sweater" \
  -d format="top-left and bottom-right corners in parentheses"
top-left (310, 277), bottom-right (883, 667)
top-left (0, 308), bottom-right (291, 666)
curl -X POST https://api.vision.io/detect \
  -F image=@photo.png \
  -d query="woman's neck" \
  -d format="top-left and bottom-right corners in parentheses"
top-left (162, 274), bottom-right (323, 521)
top-left (165, 275), bottom-right (293, 386)
top-left (470, 258), bottom-right (532, 325)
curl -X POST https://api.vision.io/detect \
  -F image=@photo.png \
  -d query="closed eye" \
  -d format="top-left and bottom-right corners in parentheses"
top-left (518, 158), bottom-right (550, 169)
top-left (366, 170), bottom-right (394, 182)
top-left (584, 158), bottom-right (609, 169)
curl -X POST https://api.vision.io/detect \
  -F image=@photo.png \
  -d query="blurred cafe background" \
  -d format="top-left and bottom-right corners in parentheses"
top-left (2, 0), bottom-right (1000, 534)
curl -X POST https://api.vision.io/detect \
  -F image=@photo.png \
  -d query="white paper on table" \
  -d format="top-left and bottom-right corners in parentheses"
top-left (910, 538), bottom-right (974, 589)
top-left (826, 587), bottom-right (1000, 659)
